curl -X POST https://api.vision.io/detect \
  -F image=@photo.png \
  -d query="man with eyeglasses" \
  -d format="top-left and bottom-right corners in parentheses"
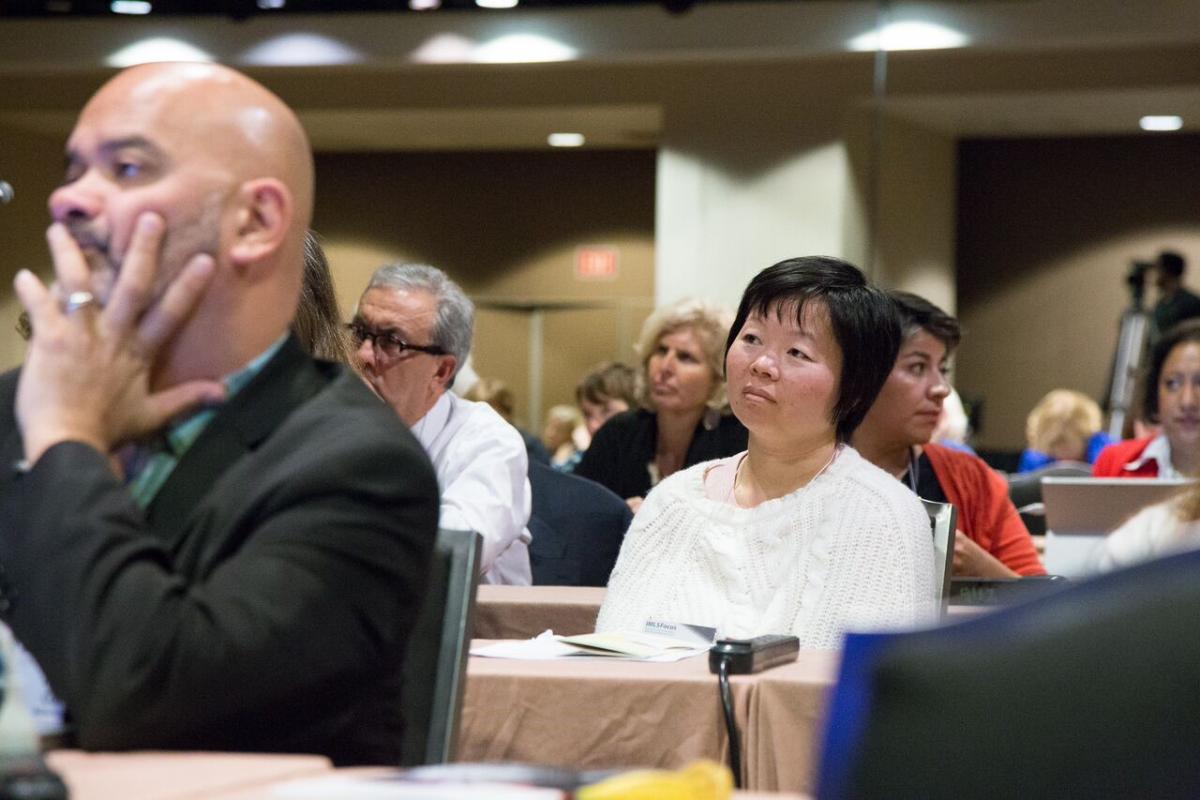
top-left (352, 263), bottom-right (533, 585)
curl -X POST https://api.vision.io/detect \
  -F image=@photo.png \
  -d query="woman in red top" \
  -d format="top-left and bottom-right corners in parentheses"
top-left (852, 291), bottom-right (1045, 577)
top-left (1093, 320), bottom-right (1200, 479)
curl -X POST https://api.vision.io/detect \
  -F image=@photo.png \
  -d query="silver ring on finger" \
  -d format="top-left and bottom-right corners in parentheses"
top-left (63, 290), bottom-right (96, 314)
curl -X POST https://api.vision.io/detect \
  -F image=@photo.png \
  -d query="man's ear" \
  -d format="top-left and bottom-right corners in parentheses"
top-left (228, 178), bottom-right (293, 269)
top-left (434, 354), bottom-right (459, 390)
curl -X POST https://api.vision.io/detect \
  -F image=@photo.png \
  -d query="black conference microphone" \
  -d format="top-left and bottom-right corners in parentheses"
top-left (0, 181), bottom-right (12, 206)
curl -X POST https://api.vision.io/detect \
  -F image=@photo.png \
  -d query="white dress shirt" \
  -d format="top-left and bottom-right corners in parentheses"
top-left (412, 392), bottom-right (533, 585)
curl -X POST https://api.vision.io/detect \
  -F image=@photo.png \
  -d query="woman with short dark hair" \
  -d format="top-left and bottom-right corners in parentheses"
top-left (852, 291), bottom-right (1045, 578)
top-left (597, 257), bottom-right (935, 647)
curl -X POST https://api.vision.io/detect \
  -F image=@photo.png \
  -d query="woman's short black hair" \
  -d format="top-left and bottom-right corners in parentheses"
top-left (724, 256), bottom-right (901, 443)
top-left (887, 290), bottom-right (962, 354)
top-left (1143, 319), bottom-right (1200, 423)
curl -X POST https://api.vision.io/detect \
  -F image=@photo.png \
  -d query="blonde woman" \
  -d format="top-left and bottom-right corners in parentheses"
top-left (542, 404), bottom-right (587, 469)
top-left (575, 299), bottom-right (747, 512)
top-left (1018, 389), bottom-right (1112, 472)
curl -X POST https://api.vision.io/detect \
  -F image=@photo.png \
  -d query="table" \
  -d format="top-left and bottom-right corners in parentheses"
top-left (474, 585), bottom-right (605, 639)
top-left (45, 750), bottom-right (332, 800)
top-left (473, 585), bottom-right (990, 640)
top-left (47, 751), bottom-right (806, 799)
top-left (746, 661), bottom-right (843, 793)
top-left (459, 641), bottom-right (840, 793)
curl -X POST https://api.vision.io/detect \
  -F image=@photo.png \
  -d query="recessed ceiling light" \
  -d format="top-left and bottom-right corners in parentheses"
top-left (409, 0), bottom-right (441, 8)
top-left (1140, 115), bottom-right (1183, 132)
top-left (476, 0), bottom-right (519, 8)
top-left (257, 0), bottom-right (285, 8)
top-left (241, 33), bottom-right (364, 66)
top-left (474, 33), bottom-right (576, 63)
top-left (848, 21), bottom-right (969, 52)
top-left (548, 133), bottom-right (585, 148)
top-left (106, 37), bottom-right (214, 66)
top-left (111, 0), bottom-right (152, 14)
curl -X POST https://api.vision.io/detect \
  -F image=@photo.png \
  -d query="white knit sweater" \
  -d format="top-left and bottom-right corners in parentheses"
top-left (595, 446), bottom-right (936, 649)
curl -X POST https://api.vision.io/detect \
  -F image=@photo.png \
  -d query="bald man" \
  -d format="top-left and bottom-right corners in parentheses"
top-left (0, 63), bottom-right (438, 764)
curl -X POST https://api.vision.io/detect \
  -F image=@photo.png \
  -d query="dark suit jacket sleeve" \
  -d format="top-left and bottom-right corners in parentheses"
top-left (0, 426), bottom-right (437, 751)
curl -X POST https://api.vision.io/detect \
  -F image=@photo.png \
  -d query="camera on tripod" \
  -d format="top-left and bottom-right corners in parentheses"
top-left (1126, 260), bottom-right (1155, 309)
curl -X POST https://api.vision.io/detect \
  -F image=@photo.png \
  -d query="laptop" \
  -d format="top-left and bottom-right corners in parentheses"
top-left (1041, 477), bottom-right (1192, 577)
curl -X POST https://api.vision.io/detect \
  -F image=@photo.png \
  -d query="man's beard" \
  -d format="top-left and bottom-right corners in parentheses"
top-left (64, 222), bottom-right (119, 304)
top-left (63, 200), bottom-right (222, 308)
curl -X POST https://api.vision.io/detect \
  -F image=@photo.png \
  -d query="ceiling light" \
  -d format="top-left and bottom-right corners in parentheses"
top-left (848, 21), bottom-right (969, 52)
top-left (106, 37), bottom-right (214, 66)
top-left (241, 33), bottom-right (364, 66)
top-left (256, 0), bottom-right (286, 8)
top-left (409, 0), bottom-right (441, 8)
top-left (110, 0), bottom-right (151, 14)
top-left (476, 0), bottom-right (519, 8)
top-left (474, 33), bottom-right (576, 63)
top-left (548, 133), bottom-right (585, 147)
top-left (1140, 115), bottom-right (1183, 132)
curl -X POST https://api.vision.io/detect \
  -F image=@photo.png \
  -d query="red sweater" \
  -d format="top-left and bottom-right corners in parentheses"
top-left (923, 443), bottom-right (1047, 577)
top-left (1092, 437), bottom-right (1158, 478)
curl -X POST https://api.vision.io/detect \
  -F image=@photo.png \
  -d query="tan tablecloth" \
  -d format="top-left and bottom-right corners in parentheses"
top-left (460, 641), bottom-right (840, 792)
top-left (473, 585), bottom-right (605, 639)
top-left (744, 656), bottom-right (841, 794)
top-left (46, 750), bottom-right (332, 800)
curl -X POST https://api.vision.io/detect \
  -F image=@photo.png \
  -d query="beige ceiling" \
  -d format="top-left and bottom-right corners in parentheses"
top-left (0, 1), bottom-right (1196, 149)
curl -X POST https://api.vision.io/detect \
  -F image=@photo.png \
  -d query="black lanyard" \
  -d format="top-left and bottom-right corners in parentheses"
top-left (905, 447), bottom-right (919, 494)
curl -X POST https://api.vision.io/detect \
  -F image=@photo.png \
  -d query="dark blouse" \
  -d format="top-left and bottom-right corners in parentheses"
top-left (573, 408), bottom-right (748, 500)
top-left (902, 451), bottom-right (949, 504)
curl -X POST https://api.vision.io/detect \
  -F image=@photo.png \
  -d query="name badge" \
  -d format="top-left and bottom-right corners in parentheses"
top-left (642, 619), bottom-right (718, 648)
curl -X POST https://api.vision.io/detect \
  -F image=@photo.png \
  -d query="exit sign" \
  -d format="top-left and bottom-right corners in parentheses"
top-left (576, 246), bottom-right (619, 281)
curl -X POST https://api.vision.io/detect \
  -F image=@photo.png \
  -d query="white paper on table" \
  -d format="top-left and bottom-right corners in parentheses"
top-left (272, 774), bottom-right (564, 799)
top-left (470, 630), bottom-right (708, 662)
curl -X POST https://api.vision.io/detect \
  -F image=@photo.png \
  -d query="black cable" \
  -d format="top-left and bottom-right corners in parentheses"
top-left (716, 657), bottom-right (742, 789)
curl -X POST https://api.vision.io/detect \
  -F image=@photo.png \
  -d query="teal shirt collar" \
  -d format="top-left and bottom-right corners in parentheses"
top-left (163, 335), bottom-right (289, 457)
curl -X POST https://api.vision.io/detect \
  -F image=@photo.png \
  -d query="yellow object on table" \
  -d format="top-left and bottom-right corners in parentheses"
top-left (577, 759), bottom-right (733, 800)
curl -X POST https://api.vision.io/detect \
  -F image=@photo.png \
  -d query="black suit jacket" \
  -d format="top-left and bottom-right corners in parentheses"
top-left (0, 337), bottom-right (439, 765)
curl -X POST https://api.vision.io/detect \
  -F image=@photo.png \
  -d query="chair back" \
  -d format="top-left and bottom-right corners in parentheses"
top-left (1006, 461), bottom-right (1091, 510)
top-left (921, 498), bottom-right (957, 609)
top-left (528, 461), bottom-right (633, 586)
top-left (400, 527), bottom-right (481, 766)
top-left (815, 546), bottom-right (1200, 799)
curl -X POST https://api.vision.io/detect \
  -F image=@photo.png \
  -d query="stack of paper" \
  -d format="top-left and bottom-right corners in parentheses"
top-left (471, 631), bottom-right (710, 662)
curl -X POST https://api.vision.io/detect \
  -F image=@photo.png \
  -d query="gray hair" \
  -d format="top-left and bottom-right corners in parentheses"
top-left (366, 263), bottom-right (474, 381)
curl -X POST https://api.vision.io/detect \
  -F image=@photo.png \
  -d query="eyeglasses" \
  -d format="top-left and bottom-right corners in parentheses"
top-left (346, 321), bottom-right (447, 361)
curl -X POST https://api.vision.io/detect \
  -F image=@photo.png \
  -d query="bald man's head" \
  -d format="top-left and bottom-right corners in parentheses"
top-left (49, 62), bottom-right (315, 381)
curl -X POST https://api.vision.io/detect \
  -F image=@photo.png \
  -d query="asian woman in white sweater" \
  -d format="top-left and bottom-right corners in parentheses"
top-left (596, 257), bottom-right (936, 648)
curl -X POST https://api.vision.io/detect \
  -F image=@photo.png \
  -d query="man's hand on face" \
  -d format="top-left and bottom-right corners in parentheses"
top-left (14, 212), bottom-right (226, 466)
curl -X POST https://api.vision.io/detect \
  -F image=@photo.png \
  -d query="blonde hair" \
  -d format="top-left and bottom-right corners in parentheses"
top-left (1025, 389), bottom-right (1102, 455)
top-left (633, 298), bottom-right (733, 412)
top-left (543, 404), bottom-right (583, 452)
